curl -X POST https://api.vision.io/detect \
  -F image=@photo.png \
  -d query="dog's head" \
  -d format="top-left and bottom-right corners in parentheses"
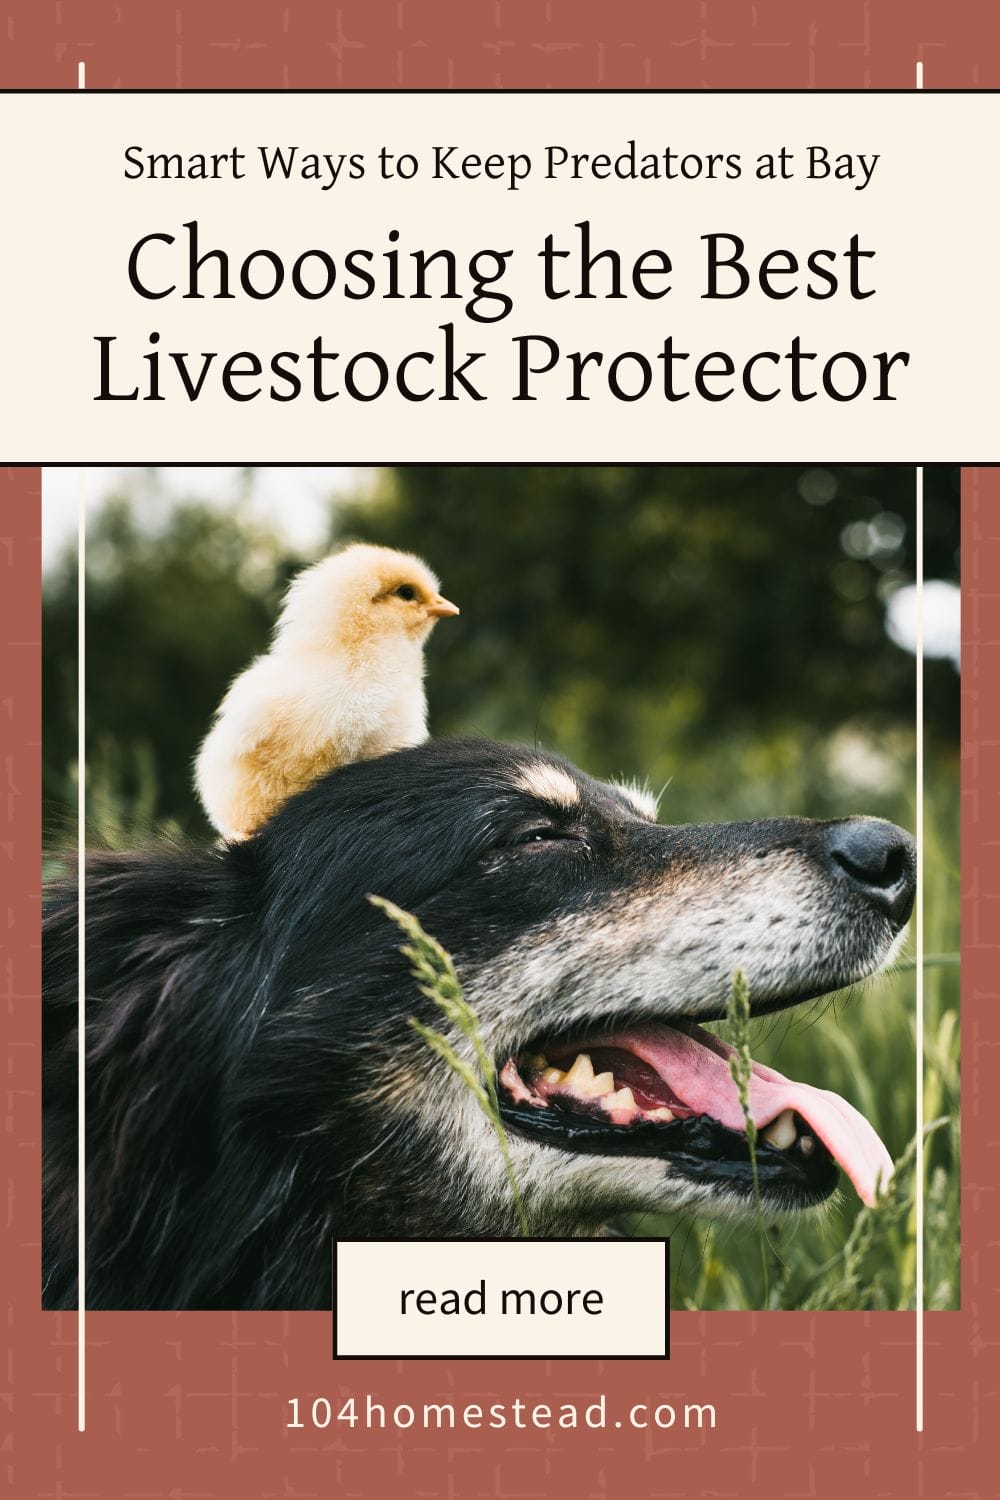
top-left (248, 737), bottom-right (915, 1236)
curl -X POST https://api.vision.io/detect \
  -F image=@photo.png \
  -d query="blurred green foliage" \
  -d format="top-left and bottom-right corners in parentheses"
top-left (44, 465), bottom-right (958, 840)
top-left (44, 499), bottom-right (288, 841)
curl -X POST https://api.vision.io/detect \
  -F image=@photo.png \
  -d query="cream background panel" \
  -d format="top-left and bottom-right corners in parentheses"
top-left (335, 1240), bottom-right (668, 1358)
top-left (0, 92), bottom-right (995, 459)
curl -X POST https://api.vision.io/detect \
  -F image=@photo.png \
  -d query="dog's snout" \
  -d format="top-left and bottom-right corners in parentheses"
top-left (823, 818), bottom-right (916, 925)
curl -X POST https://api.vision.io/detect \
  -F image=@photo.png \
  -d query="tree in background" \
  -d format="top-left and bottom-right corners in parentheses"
top-left (43, 465), bottom-right (959, 840)
top-left (44, 496), bottom-right (299, 841)
top-left (329, 465), bottom-right (957, 823)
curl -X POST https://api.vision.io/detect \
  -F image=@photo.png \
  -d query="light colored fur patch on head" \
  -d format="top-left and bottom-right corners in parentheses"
top-left (611, 777), bottom-right (660, 822)
top-left (514, 762), bottom-right (581, 810)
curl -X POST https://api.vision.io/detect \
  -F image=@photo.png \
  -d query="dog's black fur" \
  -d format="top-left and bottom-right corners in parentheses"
top-left (43, 737), bottom-right (915, 1310)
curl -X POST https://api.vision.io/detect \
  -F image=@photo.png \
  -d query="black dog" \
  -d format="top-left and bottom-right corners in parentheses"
top-left (43, 738), bottom-right (915, 1310)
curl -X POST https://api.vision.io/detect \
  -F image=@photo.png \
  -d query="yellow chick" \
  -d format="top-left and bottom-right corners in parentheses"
top-left (195, 543), bottom-right (459, 841)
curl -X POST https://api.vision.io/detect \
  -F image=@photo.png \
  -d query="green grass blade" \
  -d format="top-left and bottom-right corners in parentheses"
top-left (371, 895), bottom-right (530, 1236)
top-left (726, 969), bottom-right (770, 1305)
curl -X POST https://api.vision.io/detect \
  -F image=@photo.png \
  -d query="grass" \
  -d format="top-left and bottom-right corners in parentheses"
top-left (725, 969), bottom-right (770, 1306)
top-left (370, 894), bottom-right (531, 1236)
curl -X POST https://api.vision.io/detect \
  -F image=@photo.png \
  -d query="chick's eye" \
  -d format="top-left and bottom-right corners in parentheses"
top-left (394, 584), bottom-right (417, 602)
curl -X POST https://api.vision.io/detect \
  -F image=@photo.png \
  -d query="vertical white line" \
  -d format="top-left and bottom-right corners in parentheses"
top-left (76, 60), bottom-right (87, 1436)
top-left (915, 469), bottom-right (925, 1434)
top-left (76, 473), bottom-right (87, 1434)
top-left (914, 53), bottom-right (925, 1441)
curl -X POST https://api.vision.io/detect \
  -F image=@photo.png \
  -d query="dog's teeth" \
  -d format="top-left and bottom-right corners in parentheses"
top-left (564, 1053), bottom-right (596, 1089)
top-left (647, 1106), bottom-right (675, 1122)
top-left (762, 1110), bottom-right (796, 1150)
top-left (799, 1134), bottom-right (815, 1156)
top-left (588, 1071), bottom-right (615, 1097)
top-left (604, 1087), bottom-right (636, 1112)
top-left (541, 1067), bottom-right (565, 1085)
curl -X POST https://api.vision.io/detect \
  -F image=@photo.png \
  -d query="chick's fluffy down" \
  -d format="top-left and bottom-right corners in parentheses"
top-left (195, 544), bottom-right (457, 840)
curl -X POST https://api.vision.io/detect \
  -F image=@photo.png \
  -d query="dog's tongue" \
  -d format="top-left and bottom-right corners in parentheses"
top-left (622, 1022), bottom-right (893, 1206)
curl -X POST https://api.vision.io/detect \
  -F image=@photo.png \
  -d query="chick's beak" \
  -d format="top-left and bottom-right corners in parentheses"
top-left (427, 594), bottom-right (461, 619)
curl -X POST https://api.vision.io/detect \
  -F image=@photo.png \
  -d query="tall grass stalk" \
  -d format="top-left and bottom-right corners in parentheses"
top-left (726, 969), bottom-right (770, 1305)
top-left (800, 1117), bottom-right (948, 1311)
top-left (369, 895), bottom-right (530, 1236)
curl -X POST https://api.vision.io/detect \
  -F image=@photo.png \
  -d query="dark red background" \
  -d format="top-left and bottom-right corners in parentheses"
top-left (2, 0), bottom-right (998, 89)
top-left (2, 4), bottom-right (997, 1496)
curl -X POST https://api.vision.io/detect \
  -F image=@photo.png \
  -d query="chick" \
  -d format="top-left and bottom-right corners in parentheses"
top-left (195, 543), bottom-right (459, 841)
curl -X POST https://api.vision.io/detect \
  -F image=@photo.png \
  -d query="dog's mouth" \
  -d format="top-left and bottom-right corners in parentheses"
top-left (498, 1020), bottom-right (894, 1208)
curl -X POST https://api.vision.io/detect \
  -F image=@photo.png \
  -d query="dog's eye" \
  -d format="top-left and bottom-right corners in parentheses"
top-left (512, 827), bottom-right (582, 848)
top-left (394, 584), bottom-right (417, 601)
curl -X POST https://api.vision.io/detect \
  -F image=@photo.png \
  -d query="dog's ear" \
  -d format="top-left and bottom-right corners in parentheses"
top-left (249, 751), bottom-right (500, 952)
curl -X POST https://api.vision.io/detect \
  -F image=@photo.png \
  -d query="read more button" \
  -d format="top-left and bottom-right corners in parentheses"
top-left (333, 1240), bottom-right (669, 1359)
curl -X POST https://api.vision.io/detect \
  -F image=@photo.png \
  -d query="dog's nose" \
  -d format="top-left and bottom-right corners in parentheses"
top-left (823, 818), bottom-right (916, 925)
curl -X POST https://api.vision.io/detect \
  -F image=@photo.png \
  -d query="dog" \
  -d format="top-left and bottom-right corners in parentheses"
top-left (42, 737), bottom-right (915, 1310)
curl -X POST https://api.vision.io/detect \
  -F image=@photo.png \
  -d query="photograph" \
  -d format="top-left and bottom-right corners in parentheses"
top-left (41, 465), bottom-right (960, 1312)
